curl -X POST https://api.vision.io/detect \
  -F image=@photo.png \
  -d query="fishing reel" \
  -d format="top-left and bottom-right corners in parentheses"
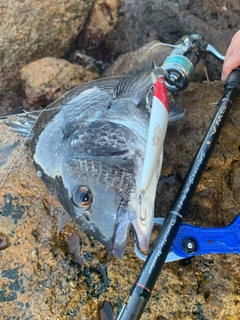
top-left (162, 34), bottom-right (225, 93)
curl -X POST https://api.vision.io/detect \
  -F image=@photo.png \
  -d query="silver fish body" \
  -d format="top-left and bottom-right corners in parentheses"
top-left (25, 71), bottom-right (183, 257)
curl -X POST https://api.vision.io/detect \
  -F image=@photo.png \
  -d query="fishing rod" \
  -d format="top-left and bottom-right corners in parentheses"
top-left (116, 55), bottom-right (240, 320)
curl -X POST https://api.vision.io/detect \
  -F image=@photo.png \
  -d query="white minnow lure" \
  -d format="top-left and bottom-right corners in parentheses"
top-left (140, 73), bottom-right (169, 194)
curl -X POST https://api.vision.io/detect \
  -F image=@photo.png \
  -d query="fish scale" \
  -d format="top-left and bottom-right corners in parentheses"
top-left (67, 157), bottom-right (134, 201)
top-left (70, 121), bottom-right (138, 155)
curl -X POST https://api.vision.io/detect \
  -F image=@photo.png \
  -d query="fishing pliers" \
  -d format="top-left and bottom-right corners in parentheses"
top-left (135, 214), bottom-right (240, 262)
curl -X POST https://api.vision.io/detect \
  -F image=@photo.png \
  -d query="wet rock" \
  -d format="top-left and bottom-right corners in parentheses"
top-left (0, 81), bottom-right (240, 319)
top-left (20, 57), bottom-right (99, 108)
top-left (82, 0), bottom-right (124, 48)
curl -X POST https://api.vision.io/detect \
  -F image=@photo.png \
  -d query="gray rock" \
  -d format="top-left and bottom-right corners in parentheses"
top-left (102, 0), bottom-right (239, 79)
top-left (82, 0), bottom-right (124, 48)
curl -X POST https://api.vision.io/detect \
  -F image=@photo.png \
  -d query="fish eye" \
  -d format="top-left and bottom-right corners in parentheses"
top-left (72, 186), bottom-right (93, 209)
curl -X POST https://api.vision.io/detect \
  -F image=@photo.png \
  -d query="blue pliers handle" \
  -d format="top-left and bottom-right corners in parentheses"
top-left (135, 214), bottom-right (240, 262)
top-left (170, 214), bottom-right (240, 261)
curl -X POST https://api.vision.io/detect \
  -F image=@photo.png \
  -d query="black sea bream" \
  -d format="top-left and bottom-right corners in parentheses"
top-left (9, 70), bottom-right (184, 257)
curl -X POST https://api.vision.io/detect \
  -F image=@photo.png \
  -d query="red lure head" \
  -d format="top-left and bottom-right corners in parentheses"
top-left (153, 76), bottom-right (169, 112)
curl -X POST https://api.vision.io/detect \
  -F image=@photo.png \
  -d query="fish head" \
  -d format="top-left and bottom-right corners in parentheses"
top-left (31, 113), bottom-right (156, 258)
top-left (58, 156), bottom-right (140, 258)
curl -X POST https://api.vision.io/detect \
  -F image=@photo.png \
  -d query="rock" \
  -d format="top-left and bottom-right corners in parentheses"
top-left (102, 0), bottom-right (240, 79)
top-left (82, 0), bottom-right (124, 48)
top-left (20, 57), bottom-right (99, 108)
top-left (2, 0), bottom-right (240, 114)
top-left (0, 81), bottom-right (240, 319)
top-left (0, 0), bottom-right (95, 109)
top-left (67, 51), bottom-right (100, 73)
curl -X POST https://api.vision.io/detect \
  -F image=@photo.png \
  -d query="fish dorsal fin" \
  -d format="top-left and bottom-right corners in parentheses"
top-left (113, 67), bottom-right (166, 103)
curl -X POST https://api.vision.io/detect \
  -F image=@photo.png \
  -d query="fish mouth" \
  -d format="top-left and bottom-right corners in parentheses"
top-left (112, 204), bottom-right (149, 258)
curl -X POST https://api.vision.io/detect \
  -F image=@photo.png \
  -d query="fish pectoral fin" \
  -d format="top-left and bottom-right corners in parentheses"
top-left (58, 211), bottom-right (71, 233)
top-left (168, 104), bottom-right (185, 122)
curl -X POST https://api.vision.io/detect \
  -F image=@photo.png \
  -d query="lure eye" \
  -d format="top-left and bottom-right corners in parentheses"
top-left (72, 186), bottom-right (93, 209)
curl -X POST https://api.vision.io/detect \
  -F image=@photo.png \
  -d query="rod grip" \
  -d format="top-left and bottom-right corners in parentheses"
top-left (224, 68), bottom-right (240, 91)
